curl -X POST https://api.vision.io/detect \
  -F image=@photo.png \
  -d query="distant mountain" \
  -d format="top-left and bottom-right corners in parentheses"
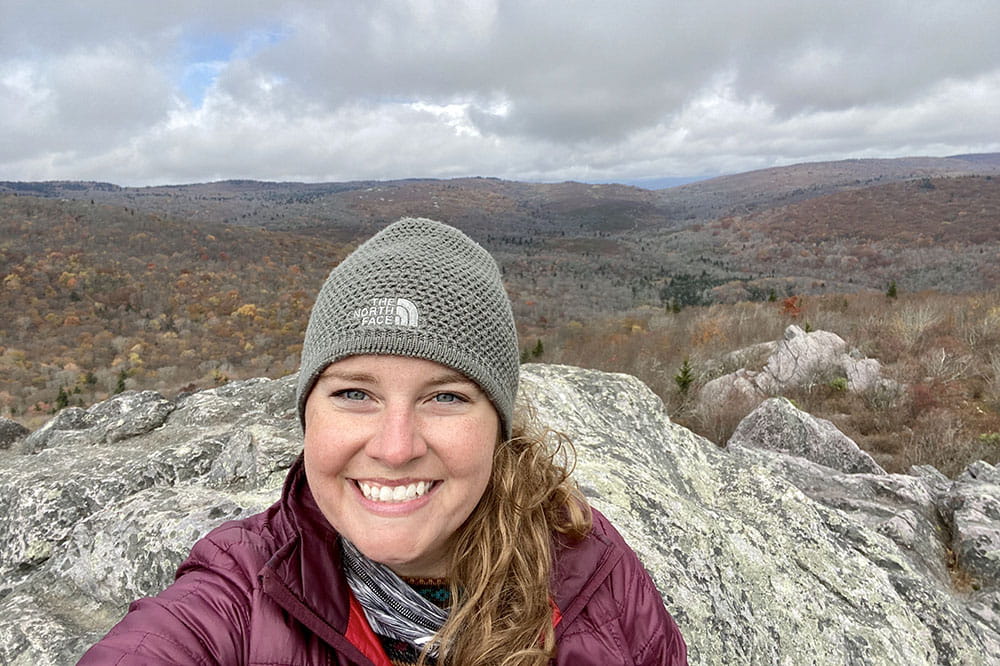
top-left (5, 154), bottom-right (998, 241)
top-left (653, 154), bottom-right (1000, 222)
top-left (947, 152), bottom-right (1000, 165)
top-left (3, 155), bottom-right (999, 316)
top-left (0, 177), bottom-right (670, 241)
top-left (679, 173), bottom-right (1000, 299)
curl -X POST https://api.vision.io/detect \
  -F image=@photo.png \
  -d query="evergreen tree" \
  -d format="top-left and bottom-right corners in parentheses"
top-left (55, 387), bottom-right (69, 411)
top-left (115, 370), bottom-right (128, 394)
top-left (674, 358), bottom-right (695, 395)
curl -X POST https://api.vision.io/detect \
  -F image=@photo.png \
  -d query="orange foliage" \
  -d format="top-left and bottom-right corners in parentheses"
top-left (232, 303), bottom-right (258, 318)
top-left (691, 318), bottom-right (726, 346)
top-left (780, 296), bottom-right (802, 318)
top-left (0, 195), bottom-right (348, 423)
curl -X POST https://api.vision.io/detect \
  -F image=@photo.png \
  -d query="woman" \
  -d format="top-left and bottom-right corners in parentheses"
top-left (80, 218), bottom-right (686, 665)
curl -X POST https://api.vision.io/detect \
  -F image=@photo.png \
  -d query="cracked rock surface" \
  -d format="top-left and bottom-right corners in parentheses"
top-left (2, 366), bottom-right (998, 665)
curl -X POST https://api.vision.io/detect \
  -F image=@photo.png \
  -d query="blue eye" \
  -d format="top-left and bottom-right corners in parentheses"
top-left (335, 389), bottom-right (368, 401)
top-left (434, 392), bottom-right (462, 403)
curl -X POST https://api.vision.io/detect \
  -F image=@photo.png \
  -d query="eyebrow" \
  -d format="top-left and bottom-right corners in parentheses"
top-left (425, 371), bottom-right (478, 389)
top-left (318, 369), bottom-right (376, 383)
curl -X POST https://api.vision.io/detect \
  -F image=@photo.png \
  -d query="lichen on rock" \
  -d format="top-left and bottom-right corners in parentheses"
top-left (1, 367), bottom-right (999, 665)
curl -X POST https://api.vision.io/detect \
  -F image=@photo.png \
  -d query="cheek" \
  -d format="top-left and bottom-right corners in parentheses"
top-left (432, 415), bottom-right (496, 478)
top-left (463, 448), bottom-right (494, 492)
top-left (303, 432), bottom-right (328, 475)
top-left (464, 442), bottom-right (496, 516)
top-left (303, 417), bottom-right (351, 474)
top-left (458, 423), bottom-right (498, 482)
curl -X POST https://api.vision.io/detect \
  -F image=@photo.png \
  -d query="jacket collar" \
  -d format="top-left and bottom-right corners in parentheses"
top-left (259, 455), bottom-right (381, 664)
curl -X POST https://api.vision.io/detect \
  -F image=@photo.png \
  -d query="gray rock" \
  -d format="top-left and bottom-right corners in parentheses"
top-left (86, 390), bottom-right (176, 443)
top-left (698, 367), bottom-right (766, 411)
top-left (521, 364), bottom-right (998, 664)
top-left (52, 485), bottom-right (273, 605)
top-left (17, 407), bottom-right (91, 453)
top-left (845, 356), bottom-right (883, 392)
top-left (171, 376), bottom-right (297, 428)
top-left (720, 340), bottom-right (776, 370)
top-left (698, 325), bottom-right (890, 414)
top-left (737, 450), bottom-right (954, 585)
top-left (960, 460), bottom-right (1000, 486)
top-left (1, 365), bottom-right (999, 665)
top-left (15, 391), bottom-right (176, 455)
top-left (0, 417), bottom-right (29, 449)
top-left (939, 473), bottom-right (1000, 585)
top-left (911, 464), bottom-right (952, 483)
top-left (728, 396), bottom-right (885, 475)
top-left (757, 324), bottom-right (848, 392)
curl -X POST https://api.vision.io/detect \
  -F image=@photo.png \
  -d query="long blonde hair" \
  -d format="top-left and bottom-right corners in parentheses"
top-left (423, 410), bottom-right (593, 665)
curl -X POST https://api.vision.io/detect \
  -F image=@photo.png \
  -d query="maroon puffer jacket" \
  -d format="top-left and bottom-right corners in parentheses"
top-left (79, 457), bottom-right (687, 665)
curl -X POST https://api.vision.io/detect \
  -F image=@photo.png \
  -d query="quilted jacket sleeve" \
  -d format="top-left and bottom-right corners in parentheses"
top-left (618, 545), bottom-right (687, 666)
top-left (77, 529), bottom-right (257, 666)
top-left (553, 511), bottom-right (687, 665)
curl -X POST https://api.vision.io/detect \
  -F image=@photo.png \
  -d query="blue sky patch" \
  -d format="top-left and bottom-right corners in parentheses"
top-left (176, 28), bottom-right (286, 107)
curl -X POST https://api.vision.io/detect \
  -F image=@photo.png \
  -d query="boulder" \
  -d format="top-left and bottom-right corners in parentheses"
top-left (938, 461), bottom-right (1000, 585)
top-left (16, 390), bottom-right (175, 454)
top-left (757, 324), bottom-right (848, 392)
top-left (845, 355), bottom-right (883, 393)
top-left (960, 460), bottom-right (1000, 486)
top-left (698, 368), bottom-right (765, 412)
top-left (699, 325), bottom-right (892, 413)
top-left (742, 450), bottom-right (953, 586)
top-left (728, 396), bottom-right (886, 475)
top-left (0, 417), bottom-right (29, 449)
top-left (1, 365), bottom-right (998, 665)
top-left (523, 365), bottom-right (999, 664)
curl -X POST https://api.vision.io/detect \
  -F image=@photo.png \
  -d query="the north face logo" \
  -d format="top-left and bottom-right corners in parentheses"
top-left (352, 297), bottom-right (420, 328)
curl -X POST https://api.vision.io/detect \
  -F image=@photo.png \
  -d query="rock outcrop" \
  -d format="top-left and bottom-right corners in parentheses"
top-left (728, 396), bottom-right (885, 475)
top-left (1, 365), bottom-right (998, 664)
top-left (699, 324), bottom-right (894, 417)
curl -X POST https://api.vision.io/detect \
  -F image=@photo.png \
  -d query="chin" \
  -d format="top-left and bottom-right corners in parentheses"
top-left (365, 543), bottom-right (445, 578)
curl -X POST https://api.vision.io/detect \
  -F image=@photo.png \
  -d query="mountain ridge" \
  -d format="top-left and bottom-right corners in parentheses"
top-left (4, 153), bottom-right (999, 236)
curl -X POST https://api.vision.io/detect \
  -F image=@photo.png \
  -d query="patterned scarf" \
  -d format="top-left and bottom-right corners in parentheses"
top-left (340, 538), bottom-right (450, 657)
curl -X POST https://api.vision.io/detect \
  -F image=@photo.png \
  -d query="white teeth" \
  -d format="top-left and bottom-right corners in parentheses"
top-left (359, 481), bottom-right (432, 503)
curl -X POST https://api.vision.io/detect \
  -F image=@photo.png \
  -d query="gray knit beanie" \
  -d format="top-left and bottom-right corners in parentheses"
top-left (296, 217), bottom-right (520, 438)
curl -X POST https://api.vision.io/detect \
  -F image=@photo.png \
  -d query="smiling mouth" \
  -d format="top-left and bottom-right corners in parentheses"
top-left (356, 480), bottom-right (437, 503)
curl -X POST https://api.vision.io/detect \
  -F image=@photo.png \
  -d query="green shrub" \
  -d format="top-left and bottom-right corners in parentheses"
top-left (828, 377), bottom-right (849, 392)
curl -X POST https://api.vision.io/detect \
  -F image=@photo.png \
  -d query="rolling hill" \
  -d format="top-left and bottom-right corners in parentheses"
top-left (3, 153), bottom-right (1000, 430)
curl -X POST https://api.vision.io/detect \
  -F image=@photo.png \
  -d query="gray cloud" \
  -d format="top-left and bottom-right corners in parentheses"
top-left (1, 0), bottom-right (998, 185)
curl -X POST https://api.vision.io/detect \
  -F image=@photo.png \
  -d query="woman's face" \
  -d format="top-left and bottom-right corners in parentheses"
top-left (303, 354), bottom-right (498, 578)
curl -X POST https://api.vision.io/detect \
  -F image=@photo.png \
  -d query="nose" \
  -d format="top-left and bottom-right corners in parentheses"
top-left (364, 405), bottom-right (427, 467)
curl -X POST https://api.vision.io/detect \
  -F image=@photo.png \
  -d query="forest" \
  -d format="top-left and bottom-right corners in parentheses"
top-left (0, 196), bottom-right (345, 423)
top-left (3, 163), bottom-right (1000, 477)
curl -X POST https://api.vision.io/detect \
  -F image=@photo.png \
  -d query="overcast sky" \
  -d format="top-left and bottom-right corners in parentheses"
top-left (2, 0), bottom-right (998, 187)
